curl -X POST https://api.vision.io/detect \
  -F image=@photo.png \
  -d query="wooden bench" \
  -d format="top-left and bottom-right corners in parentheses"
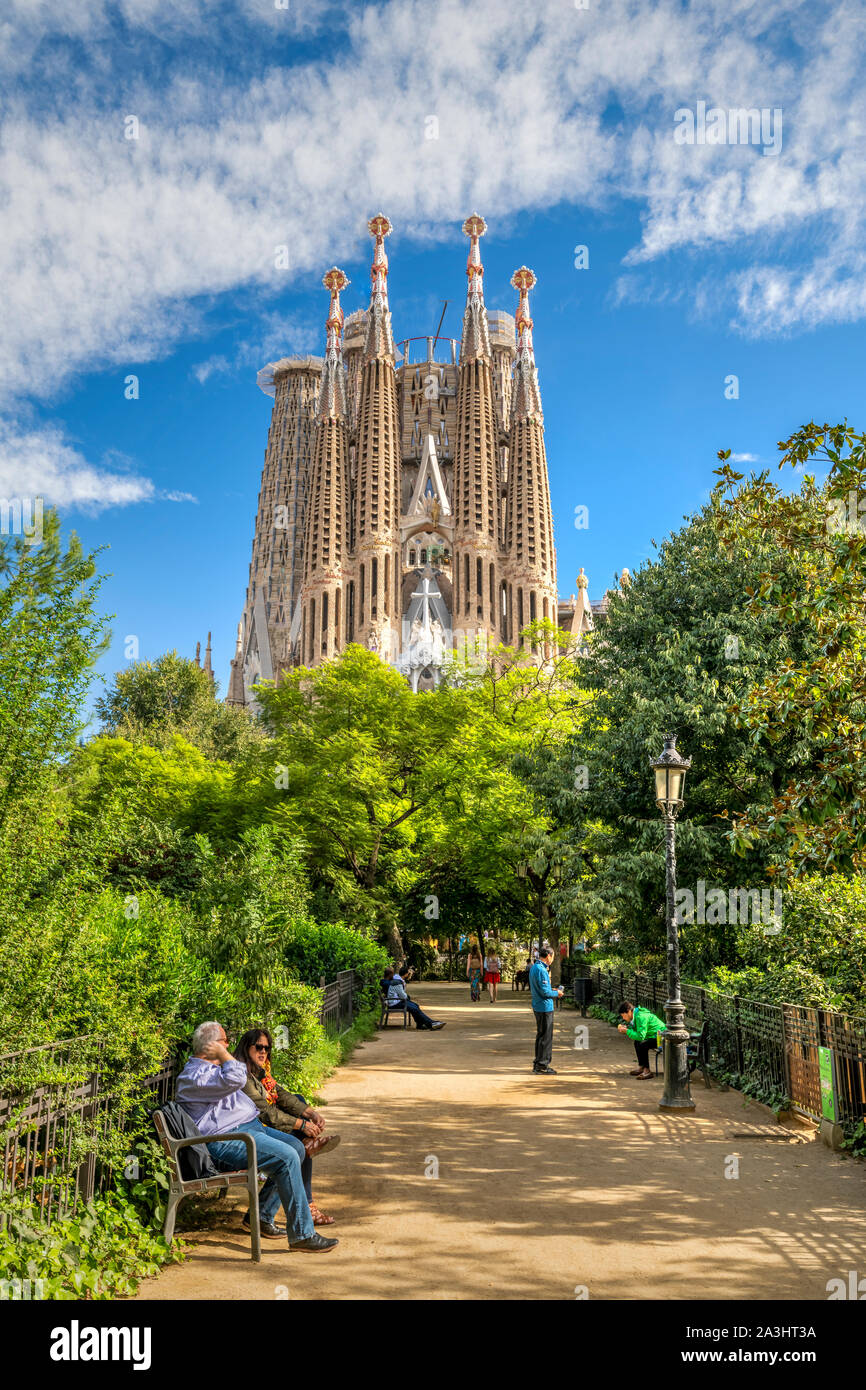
top-left (152, 1109), bottom-right (262, 1262)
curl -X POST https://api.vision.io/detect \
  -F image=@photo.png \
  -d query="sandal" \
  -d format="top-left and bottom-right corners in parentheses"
top-left (309, 1201), bottom-right (336, 1227)
top-left (303, 1132), bottom-right (342, 1159)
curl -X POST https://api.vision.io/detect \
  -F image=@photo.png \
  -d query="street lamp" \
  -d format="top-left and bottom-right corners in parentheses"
top-left (649, 735), bottom-right (695, 1112)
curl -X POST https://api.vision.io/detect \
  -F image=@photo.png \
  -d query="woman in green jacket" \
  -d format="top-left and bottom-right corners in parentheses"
top-left (234, 1028), bottom-right (341, 1227)
top-left (616, 1001), bottom-right (666, 1079)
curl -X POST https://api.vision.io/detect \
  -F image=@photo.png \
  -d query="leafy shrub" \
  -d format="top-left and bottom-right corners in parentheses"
top-left (0, 1193), bottom-right (180, 1299)
top-left (280, 918), bottom-right (387, 1012)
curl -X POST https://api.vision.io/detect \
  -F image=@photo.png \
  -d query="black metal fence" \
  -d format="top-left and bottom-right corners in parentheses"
top-left (588, 966), bottom-right (866, 1128)
top-left (0, 969), bottom-right (365, 1228)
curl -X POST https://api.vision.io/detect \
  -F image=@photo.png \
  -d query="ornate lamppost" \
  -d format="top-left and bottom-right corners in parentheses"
top-left (650, 735), bottom-right (695, 1112)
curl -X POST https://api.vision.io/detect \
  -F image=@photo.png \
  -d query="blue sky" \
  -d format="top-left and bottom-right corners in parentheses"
top-left (2, 0), bottom-right (864, 703)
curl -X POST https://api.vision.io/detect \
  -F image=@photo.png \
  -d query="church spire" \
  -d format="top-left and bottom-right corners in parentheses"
top-left (503, 265), bottom-right (557, 653)
top-left (510, 266), bottom-right (543, 422)
top-left (300, 268), bottom-right (352, 664)
top-left (318, 267), bottom-right (349, 420)
top-left (203, 631), bottom-right (214, 685)
top-left (364, 214), bottom-right (395, 362)
top-left (460, 214), bottom-right (491, 363)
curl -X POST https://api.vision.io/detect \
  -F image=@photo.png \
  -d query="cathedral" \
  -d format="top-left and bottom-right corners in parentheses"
top-left (227, 214), bottom-right (597, 707)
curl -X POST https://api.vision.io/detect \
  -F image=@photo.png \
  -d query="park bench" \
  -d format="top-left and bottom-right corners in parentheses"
top-left (653, 1018), bottom-right (711, 1088)
top-left (152, 1108), bottom-right (262, 1261)
top-left (377, 983), bottom-right (411, 1029)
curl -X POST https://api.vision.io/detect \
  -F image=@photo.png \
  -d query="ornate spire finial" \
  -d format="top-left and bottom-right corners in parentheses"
top-left (462, 213), bottom-right (487, 281)
top-left (577, 567), bottom-right (588, 590)
top-left (364, 214), bottom-right (395, 361)
top-left (510, 266), bottom-right (542, 421)
top-left (459, 214), bottom-right (491, 362)
top-left (318, 267), bottom-right (349, 419)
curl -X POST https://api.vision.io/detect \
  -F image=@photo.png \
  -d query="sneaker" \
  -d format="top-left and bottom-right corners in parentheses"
top-left (290, 1233), bottom-right (339, 1252)
top-left (430, 1021), bottom-right (447, 1030)
top-left (533, 1065), bottom-right (557, 1075)
top-left (242, 1212), bottom-right (286, 1239)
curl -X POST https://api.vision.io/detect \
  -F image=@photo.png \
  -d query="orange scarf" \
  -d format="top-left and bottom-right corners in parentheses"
top-left (260, 1057), bottom-right (279, 1105)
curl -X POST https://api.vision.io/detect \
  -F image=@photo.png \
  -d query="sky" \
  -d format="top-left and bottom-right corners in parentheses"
top-left (1, 0), bottom-right (864, 703)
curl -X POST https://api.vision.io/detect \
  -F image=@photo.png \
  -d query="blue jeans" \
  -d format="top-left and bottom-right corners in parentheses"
top-left (256, 1096), bottom-right (313, 1212)
top-left (206, 1118), bottom-right (314, 1243)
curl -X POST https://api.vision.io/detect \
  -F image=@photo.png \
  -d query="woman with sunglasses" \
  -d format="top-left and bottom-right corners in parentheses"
top-left (234, 1027), bottom-right (340, 1230)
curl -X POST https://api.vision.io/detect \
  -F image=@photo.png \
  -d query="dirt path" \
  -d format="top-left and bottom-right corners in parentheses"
top-left (134, 983), bottom-right (866, 1301)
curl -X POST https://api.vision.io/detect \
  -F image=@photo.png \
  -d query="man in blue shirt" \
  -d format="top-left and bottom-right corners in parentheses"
top-left (529, 948), bottom-right (564, 1074)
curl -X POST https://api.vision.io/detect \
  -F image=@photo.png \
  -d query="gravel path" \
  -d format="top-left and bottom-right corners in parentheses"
top-left (133, 982), bottom-right (866, 1301)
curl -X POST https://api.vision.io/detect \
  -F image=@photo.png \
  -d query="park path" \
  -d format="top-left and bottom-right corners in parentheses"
top-left (134, 983), bottom-right (866, 1301)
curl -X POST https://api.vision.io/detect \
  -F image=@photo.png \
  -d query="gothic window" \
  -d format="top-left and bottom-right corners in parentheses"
top-left (421, 549), bottom-right (427, 565)
top-left (384, 554), bottom-right (390, 615)
top-left (410, 548), bottom-right (416, 566)
top-left (371, 557), bottom-right (378, 619)
top-left (321, 593), bottom-right (329, 656)
top-left (309, 598), bottom-right (316, 664)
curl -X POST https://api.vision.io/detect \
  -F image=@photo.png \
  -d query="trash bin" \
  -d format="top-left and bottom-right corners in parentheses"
top-left (573, 977), bottom-right (592, 1016)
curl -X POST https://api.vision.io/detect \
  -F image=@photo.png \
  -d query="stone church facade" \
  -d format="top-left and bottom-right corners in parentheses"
top-left (228, 214), bottom-right (596, 707)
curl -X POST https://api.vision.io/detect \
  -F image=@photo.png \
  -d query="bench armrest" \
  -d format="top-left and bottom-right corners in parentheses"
top-left (171, 1130), bottom-right (258, 1169)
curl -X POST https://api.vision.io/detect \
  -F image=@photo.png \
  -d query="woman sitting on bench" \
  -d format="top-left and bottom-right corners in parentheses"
top-left (234, 1028), bottom-right (340, 1229)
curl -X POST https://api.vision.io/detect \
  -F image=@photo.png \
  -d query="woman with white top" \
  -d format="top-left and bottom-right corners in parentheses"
top-left (483, 945), bottom-right (502, 1003)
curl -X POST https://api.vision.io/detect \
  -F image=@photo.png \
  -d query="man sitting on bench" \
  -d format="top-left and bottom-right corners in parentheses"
top-left (383, 968), bottom-right (446, 1030)
top-left (616, 1000), bottom-right (666, 1080)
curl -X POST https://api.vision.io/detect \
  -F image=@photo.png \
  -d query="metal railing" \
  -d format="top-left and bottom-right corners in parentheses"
top-left (589, 966), bottom-right (866, 1126)
top-left (319, 969), bottom-right (361, 1034)
top-left (1, 969), bottom-right (367, 1227)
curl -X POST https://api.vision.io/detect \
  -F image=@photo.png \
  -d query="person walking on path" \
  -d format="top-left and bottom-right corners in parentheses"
top-left (616, 1001), bottom-right (666, 1079)
top-left (483, 946), bottom-right (502, 1003)
top-left (529, 948), bottom-right (564, 1074)
top-left (466, 944), bottom-right (484, 1002)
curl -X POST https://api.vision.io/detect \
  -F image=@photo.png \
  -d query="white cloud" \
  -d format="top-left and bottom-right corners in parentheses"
top-left (0, 0), bottom-right (862, 498)
top-left (0, 421), bottom-right (196, 512)
top-left (729, 452), bottom-right (760, 463)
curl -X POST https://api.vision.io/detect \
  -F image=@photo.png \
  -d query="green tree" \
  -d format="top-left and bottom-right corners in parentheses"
top-left (545, 495), bottom-right (822, 972)
top-left (96, 651), bottom-right (262, 762)
top-left (0, 511), bottom-right (108, 906)
top-left (714, 422), bottom-right (866, 873)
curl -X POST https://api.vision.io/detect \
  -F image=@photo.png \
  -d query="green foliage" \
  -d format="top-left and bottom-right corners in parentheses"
top-left (840, 1121), bottom-right (866, 1159)
top-left (0, 1194), bottom-right (181, 1300)
top-left (715, 424), bottom-right (866, 872)
top-left (545, 494), bottom-right (821, 972)
top-left (707, 1069), bottom-right (791, 1116)
top-left (587, 1004), bottom-right (621, 1026)
top-left (280, 919), bottom-right (387, 1012)
top-left (96, 651), bottom-right (263, 762)
top-left (0, 510), bottom-right (109, 910)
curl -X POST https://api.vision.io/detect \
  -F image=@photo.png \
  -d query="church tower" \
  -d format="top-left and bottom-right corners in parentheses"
top-left (352, 215), bottom-right (402, 660)
top-left (453, 215), bottom-right (501, 654)
top-left (300, 268), bottom-right (351, 665)
top-left (503, 267), bottom-right (557, 648)
top-left (230, 212), bottom-right (586, 701)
